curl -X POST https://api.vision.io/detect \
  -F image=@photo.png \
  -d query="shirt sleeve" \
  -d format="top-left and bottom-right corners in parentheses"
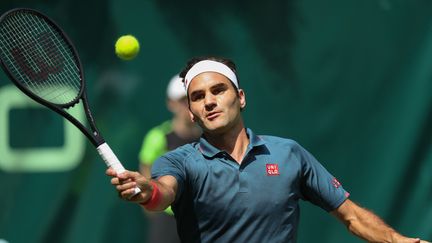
top-left (298, 145), bottom-right (349, 212)
top-left (151, 151), bottom-right (187, 202)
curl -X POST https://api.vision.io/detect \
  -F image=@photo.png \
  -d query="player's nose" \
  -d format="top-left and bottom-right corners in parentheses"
top-left (204, 94), bottom-right (217, 111)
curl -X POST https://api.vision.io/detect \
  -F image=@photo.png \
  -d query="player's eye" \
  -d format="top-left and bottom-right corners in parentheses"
top-left (211, 84), bottom-right (227, 95)
top-left (190, 92), bottom-right (205, 102)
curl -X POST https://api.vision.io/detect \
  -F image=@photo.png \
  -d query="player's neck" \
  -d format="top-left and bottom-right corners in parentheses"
top-left (204, 121), bottom-right (249, 164)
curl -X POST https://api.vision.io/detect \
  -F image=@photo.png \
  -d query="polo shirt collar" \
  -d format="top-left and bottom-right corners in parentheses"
top-left (198, 128), bottom-right (266, 158)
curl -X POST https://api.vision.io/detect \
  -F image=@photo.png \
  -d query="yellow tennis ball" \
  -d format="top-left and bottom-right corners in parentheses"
top-left (115, 35), bottom-right (140, 60)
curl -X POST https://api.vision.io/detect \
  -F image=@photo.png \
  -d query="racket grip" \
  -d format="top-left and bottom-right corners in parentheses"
top-left (97, 143), bottom-right (141, 196)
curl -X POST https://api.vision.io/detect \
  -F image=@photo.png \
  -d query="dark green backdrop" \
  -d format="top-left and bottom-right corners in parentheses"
top-left (0, 1), bottom-right (431, 242)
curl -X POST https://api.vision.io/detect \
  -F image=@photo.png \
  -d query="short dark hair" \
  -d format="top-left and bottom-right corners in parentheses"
top-left (179, 56), bottom-right (240, 90)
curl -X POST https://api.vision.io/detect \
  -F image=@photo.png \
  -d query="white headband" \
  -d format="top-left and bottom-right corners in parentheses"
top-left (184, 60), bottom-right (238, 91)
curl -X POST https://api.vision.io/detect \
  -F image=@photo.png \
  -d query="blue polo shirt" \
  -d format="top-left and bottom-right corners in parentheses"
top-left (152, 128), bottom-right (349, 243)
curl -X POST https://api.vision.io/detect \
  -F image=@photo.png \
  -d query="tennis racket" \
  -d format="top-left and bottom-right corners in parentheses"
top-left (0, 8), bottom-right (140, 195)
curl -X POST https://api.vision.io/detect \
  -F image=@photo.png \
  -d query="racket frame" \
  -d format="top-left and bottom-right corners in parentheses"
top-left (0, 8), bottom-right (104, 147)
top-left (0, 7), bottom-right (141, 196)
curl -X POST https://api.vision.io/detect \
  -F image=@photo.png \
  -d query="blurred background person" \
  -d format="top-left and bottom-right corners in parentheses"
top-left (138, 74), bottom-right (201, 243)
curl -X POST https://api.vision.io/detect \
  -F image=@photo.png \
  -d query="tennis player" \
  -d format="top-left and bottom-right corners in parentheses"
top-left (107, 57), bottom-right (428, 243)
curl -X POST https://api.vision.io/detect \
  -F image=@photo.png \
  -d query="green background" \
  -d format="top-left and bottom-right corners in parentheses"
top-left (0, 0), bottom-right (431, 242)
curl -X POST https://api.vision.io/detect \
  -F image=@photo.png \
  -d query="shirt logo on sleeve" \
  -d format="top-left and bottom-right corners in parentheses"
top-left (332, 177), bottom-right (342, 188)
top-left (266, 164), bottom-right (280, 176)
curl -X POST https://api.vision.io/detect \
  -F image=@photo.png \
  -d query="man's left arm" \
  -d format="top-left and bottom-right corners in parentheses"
top-left (331, 199), bottom-right (429, 243)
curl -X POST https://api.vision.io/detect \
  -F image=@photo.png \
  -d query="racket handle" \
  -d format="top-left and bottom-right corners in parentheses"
top-left (97, 143), bottom-right (141, 196)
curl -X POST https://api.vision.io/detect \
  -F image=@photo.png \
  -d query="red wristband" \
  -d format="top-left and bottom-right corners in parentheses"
top-left (140, 181), bottom-right (162, 210)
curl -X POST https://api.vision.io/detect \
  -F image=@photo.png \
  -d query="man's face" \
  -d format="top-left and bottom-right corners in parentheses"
top-left (187, 72), bottom-right (245, 134)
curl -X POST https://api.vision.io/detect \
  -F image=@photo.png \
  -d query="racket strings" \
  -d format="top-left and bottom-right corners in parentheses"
top-left (23, 14), bottom-right (81, 103)
top-left (10, 13), bottom-right (80, 103)
top-left (8, 13), bottom-right (80, 96)
top-left (0, 11), bottom-right (82, 105)
top-left (1, 17), bottom-right (73, 100)
top-left (0, 16), bottom-right (78, 105)
top-left (0, 17), bottom-right (44, 94)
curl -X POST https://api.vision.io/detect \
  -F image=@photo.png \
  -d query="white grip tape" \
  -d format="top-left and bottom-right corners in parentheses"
top-left (97, 143), bottom-right (141, 196)
top-left (97, 143), bottom-right (125, 173)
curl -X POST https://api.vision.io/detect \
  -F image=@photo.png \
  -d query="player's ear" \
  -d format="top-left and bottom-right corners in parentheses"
top-left (238, 89), bottom-right (246, 109)
top-left (189, 110), bottom-right (196, 122)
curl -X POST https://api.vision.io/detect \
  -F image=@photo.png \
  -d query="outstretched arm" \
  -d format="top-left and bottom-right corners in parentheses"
top-left (106, 167), bottom-right (177, 211)
top-left (331, 199), bottom-right (429, 243)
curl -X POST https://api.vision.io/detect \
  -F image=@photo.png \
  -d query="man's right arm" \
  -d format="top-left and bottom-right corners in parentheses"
top-left (106, 167), bottom-right (178, 212)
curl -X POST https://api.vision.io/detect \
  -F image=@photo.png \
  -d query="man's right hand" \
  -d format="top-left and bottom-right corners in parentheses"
top-left (106, 167), bottom-right (153, 203)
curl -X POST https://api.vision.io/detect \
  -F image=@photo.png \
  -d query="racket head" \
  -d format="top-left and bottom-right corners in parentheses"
top-left (0, 8), bottom-right (85, 108)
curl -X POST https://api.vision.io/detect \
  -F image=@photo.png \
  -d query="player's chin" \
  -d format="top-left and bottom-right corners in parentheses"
top-left (203, 121), bottom-right (229, 134)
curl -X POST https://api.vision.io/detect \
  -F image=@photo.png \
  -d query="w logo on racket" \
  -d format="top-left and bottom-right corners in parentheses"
top-left (11, 31), bottom-right (65, 82)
